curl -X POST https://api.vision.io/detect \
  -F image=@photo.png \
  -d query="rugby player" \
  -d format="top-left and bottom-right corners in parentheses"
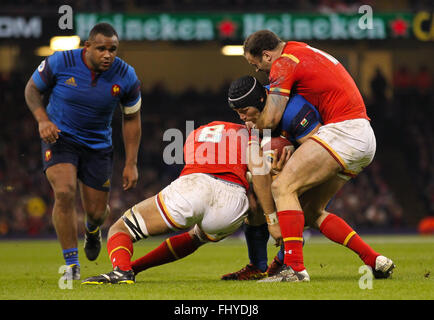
top-left (24, 23), bottom-right (142, 280)
top-left (81, 121), bottom-right (279, 284)
top-left (221, 75), bottom-right (322, 281)
top-left (241, 30), bottom-right (395, 282)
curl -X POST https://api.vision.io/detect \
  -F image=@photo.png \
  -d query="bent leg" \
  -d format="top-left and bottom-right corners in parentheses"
top-left (105, 195), bottom-right (180, 272)
top-left (46, 163), bottom-right (78, 253)
top-left (271, 139), bottom-right (341, 272)
top-left (300, 176), bottom-right (380, 268)
top-left (79, 182), bottom-right (110, 231)
top-left (272, 138), bottom-right (341, 211)
top-left (131, 226), bottom-right (206, 275)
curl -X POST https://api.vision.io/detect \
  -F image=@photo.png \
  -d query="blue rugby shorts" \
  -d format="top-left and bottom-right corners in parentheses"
top-left (41, 135), bottom-right (114, 192)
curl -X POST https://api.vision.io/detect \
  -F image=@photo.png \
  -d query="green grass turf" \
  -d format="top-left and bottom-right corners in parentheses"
top-left (0, 235), bottom-right (433, 300)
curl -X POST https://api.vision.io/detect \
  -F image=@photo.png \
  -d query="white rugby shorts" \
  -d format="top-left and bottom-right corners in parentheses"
top-left (310, 119), bottom-right (376, 180)
top-left (155, 173), bottom-right (249, 241)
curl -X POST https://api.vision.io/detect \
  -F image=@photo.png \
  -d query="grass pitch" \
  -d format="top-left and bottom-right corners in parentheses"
top-left (0, 234), bottom-right (433, 300)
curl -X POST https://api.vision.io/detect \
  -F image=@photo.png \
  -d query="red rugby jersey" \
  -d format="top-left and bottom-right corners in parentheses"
top-left (269, 41), bottom-right (369, 124)
top-left (180, 121), bottom-right (257, 190)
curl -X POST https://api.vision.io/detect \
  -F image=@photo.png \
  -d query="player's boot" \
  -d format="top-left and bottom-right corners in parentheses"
top-left (221, 264), bottom-right (268, 280)
top-left (61, 264), bottom-right (81, 281)
top-left (81, 267), bottom-right (135, 285)
top-left (266, 256), bottom-right (284, 277)
top-left (84, 227), bottom-right (102, 261)
top-left (258, 265), bottom-right (310, 283)
top-left (373, 255), bottom-right (395, 279)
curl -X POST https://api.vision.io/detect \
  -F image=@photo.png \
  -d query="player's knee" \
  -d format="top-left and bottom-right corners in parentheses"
top-left (190, 225), bottom-right (210, 244)
top-left (120, 206), bottom-right (149, 242)
top-left (53, 186), bottom-right (76, 208)
top-left (271, 175), bottom-right (299, 200)
top-left (108, 219), bottom-right (130, 239)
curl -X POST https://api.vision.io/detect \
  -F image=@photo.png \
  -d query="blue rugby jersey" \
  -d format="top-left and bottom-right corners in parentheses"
top-left (264, 85), bottom-right (322, 144)
top-left (32, 49), bottom-right (141, 149)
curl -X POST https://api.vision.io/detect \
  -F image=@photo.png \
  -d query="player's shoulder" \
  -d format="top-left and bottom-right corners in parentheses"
top-left (275, 41), bottom-right (311, 65)
top-left (271, 43), bottom-right (304, 73)
top-left (44, 49), bottom-right (82, 73)
top-left (111, 57), bottom-right (137, 81)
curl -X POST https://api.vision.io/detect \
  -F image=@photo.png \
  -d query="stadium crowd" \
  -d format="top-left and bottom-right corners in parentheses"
top-left (0, 64), bottom-right (432, 237)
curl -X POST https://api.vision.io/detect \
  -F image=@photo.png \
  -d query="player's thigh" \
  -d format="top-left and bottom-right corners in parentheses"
top-left (113, 196), bottom-right (172, 240)
top-left (132, 196), bottom-right (172, 235)
top-left (42, 137), bottom-right (78, 197)
top-left (273, 138), bottom-right (341, 196)
top-left (79, 182), bottom-right (109, 216)
top-left (299, 175), bottom-right (347, 228)
top-left (45, 163), bottom-right (78, 198)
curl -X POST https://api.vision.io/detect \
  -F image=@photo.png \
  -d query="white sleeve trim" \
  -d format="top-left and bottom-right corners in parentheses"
top-left (121, 97), bottom-right (141, 114)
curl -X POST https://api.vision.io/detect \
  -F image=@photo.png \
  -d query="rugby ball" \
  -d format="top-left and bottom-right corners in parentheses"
top-left (261, 136), bottom-right (294, 162)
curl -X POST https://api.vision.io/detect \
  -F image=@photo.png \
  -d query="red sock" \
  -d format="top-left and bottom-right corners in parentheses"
top-left (107, 232), bottom-right (133, 271)
top-left (131, 232), bottom-right (200, 275)
top-left (319, 213), bottom-right (379, 267)
top-left (277, 210), bottom-right (305, 272)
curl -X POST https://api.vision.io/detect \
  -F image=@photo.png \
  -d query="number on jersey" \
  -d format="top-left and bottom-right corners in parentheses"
top-left (197, 124), bottom-right (225, 143)
top-left (306, 45), bottom-right (339, 65)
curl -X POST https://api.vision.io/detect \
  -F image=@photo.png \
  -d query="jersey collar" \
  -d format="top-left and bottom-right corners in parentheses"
top-left (81, 48), bottom-right (101, 86)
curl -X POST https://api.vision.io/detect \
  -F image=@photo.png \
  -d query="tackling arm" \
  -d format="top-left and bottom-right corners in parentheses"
top-left (255, 94), bottom-right (288, 131)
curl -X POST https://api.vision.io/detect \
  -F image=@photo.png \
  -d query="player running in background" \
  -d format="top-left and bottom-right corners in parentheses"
top-left (221, 75), bottom-right (322, 281)
top-left (242, 30), bottom-right (395, 282)
top-left (82, 121), bottom-right (280, 284)
top-left (24, 23), bottom-right (142, 280)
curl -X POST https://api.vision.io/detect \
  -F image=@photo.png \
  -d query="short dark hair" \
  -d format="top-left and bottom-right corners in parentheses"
top-left (89, 22), bottom-right (118, 40)
top-left (228, 75), bottom-right (267, 111)
top-left (243, 30), bottom-right (282, 58)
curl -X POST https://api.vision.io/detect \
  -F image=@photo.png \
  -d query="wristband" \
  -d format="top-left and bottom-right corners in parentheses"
top-left (265, 212), bottom-right (279, 225)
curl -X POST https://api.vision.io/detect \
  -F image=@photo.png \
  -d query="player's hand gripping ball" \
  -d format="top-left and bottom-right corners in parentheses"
top-left (261, 136), bottom-right (294, 163)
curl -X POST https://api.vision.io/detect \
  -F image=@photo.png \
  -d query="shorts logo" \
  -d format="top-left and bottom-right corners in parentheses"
top-left (111, 84), bottom-right (120, 96)
top-left (45, 150), bottom-right (52, 162)
top-left (300, 118), bottom-right (308, 127)
top-left (102, 179), bottom-right (111, 188)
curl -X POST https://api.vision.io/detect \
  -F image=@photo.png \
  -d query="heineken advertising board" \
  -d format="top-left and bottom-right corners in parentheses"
top-left (74, 12), bottom-right (433, 41)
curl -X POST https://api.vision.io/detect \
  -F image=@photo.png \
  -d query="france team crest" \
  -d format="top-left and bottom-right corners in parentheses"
top-left (111, 84), bottom-right (120, 96)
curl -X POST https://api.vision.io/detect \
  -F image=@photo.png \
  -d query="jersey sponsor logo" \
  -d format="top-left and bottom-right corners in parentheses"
top-left (45, 150), bottom-right (52, 162)
top-left (65, 77), bottom-right (77, 87)
top-left (111, 84), bottom-right (121, 96)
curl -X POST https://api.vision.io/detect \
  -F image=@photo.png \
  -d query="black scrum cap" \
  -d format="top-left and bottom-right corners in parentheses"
top-left (228, 76), bottom-right (267, 111)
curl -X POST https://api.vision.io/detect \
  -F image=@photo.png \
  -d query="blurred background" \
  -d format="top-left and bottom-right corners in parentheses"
top-left (0, 0), bottom-right (433, 238)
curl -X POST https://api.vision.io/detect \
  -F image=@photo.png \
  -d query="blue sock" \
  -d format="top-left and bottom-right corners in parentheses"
top-left (244, 223), bottom-right (269, 272)
top-left (277, 243), bottom-right (284, 262)
top-left (63, 248), bottom-right (79, 266)
top-left (276, 235), bottom-right (304, 262)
